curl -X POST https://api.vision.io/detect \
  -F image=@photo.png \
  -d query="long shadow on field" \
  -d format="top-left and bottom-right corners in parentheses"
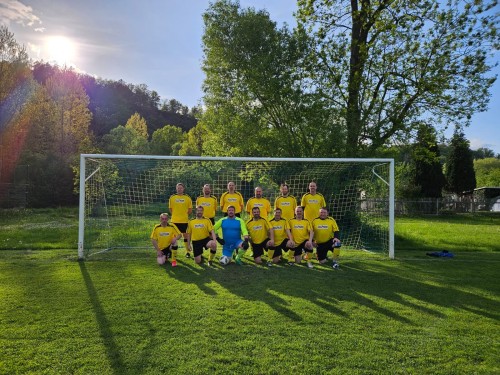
top-left (165, 254), bottom-right (500, 324)
top-left (79, 261), bottom-right (125, 375)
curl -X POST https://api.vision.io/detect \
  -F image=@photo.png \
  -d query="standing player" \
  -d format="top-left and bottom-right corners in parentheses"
top-left (220, 181), bottom-right (244, 217)
top-left (246, 207), bottom-right (274, 265)
top-left (312, 207), bottom-right (341, 269)
top-left (196, 184), bottom-right (218, 224)
top-left (267, 207), bottom-right (294, 266)
top-left (301, 181), bottom-right (326, 222)
top-left (214, 206), bottom-right (249, 265)
top-left (274, 183), bottom-right (297, 221)
top-left (150, 213), bottom-right (182, 267)
top-left (288, 206), bottom-right (314, 268)
top-left (169, 182), bottom-right (193, 258)
top-left (246, 186), bottom-right (272, 219)
top-left (186, 206), bottom-right (217, 266)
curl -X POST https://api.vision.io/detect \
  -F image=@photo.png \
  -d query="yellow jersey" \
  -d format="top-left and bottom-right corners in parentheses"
top-left (268, 217), bottom-right (290, 244)
top-left (196, 195), bottom-right (218, 219)
top-left (169, 194), bottom-right (193, 223)
top-left (312, 216), bottom-right (339, 243)
top-left (220, 191), bottom-right (244, 214)
top-left (301, 193), bottom-right (326, 222)
top-left (274, 195), bottom-right (297, 221)
top-left (288, 217), bottom-right (312, 244)
top-left (150, 223), bottom-right (181, 249)
top-left (187, 217), bottom-right (214, 241)
top-left (245, 217), bottom-right (271, 244)
top-left (246, 197), bottom-right (272, 218)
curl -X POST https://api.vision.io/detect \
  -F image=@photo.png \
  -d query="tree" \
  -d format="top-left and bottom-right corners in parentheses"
top-left (474, 158), bottom-right (500, 187)
top-left (202, 0), bottom-right (342, 157)
top-left (409, 124), bottom-right (446, 197)
top-left (178, 122), bottom-right (207, 156)
top-left (125, 112), bottom-right (149, 139)
top-left (150, 125), bottom-right (185, 155)
top-left (445, 130), bottom-right (476, 194)
top-left (296, 0), bottom-right (498, 156)
top-left (472, 147), bottom-right (496, 160)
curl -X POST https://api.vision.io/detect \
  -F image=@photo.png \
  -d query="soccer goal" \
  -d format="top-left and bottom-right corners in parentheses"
top-left (78, 155), bottom-right (394, 259)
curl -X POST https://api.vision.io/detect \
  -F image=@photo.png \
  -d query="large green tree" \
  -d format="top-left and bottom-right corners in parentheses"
top-left (296, 0), bottom-right (497, 156)
top-left (445, 130), bottom-right (476, 194)
top-left (201, 0), bottom-right (342, 157)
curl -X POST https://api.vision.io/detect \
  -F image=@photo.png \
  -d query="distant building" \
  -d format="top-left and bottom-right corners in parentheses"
top-left (473, 187), bottom-right (500, 212)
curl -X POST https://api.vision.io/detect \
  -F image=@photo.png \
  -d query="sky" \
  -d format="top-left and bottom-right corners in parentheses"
top-left (1, 0), bottom-right (499, 154)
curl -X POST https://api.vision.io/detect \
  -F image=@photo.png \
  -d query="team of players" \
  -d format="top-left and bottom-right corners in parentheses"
top-left (150, 181), bottom-right (341, 269)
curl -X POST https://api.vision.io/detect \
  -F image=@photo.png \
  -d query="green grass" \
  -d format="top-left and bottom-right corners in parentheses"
top-left (1, 209), bottom-right (499, 374)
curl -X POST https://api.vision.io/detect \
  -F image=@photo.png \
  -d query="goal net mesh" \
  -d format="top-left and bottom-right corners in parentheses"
top-left (81, 156), bottom-right (392, 259)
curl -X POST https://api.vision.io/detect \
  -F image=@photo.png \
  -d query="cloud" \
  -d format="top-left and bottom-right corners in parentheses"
top-left (0, 0), bottom-right (42, 30)
top-left (469, 138), bottom-right (497, 151)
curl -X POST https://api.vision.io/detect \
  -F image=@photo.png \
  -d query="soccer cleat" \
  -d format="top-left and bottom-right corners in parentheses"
top-left (185, 253), bottom-right (191, 258)
top-left (171, 260), bottom-right (178, 267)
top-left (332, 262), bottom-right (339, 269)
top-left (267, 261), bottom-right (273, 267)
top-left (307, 262), bottom-right (314, 269)
top-left (235, 258), bottom-right (243, 265)
top-left (208, 260), bottom-right (213, 266)
top-left (286, 261), bottom-right (295, 266)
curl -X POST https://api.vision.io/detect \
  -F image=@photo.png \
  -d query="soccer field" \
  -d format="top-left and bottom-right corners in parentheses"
top-left (0, 210), bottom-right (499, 374)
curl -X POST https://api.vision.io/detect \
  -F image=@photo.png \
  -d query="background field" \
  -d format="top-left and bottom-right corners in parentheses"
top-left (0, 209), bottom-right (499, 374)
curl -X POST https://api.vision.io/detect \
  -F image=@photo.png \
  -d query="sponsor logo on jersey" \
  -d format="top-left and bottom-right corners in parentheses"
top-left (175, 199), bottom-right (185, 203)
top-left (317, 225), bottom-right (329, 229)
top-left (294, 225), bottom-right (304, 230)
top-left (308, 199), bottom-right (319, 204)
top-left (194, 224), bottom-right (205, 229)
top-left (200, 202), bottom-right (211, 206)
top-left (281, 202), bottom-right (291, 206)
top-left (228, 198), bottom-right (237, 202)
top-left (252, 225), bottom-right (263, 231)
top-left (159, 232), bottom-right (171, 236)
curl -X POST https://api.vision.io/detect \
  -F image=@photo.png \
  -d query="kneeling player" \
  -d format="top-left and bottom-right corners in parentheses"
top-left (246, 207), bottom-right (274, 264)
top-left (151, 213), bottom-right (182, 267)
top-left (267, 208), bottom-right (293, 266)
top-left (312, 207), bottom-right (341, 269)
top-left (187, 206), bottom-right (217, 265)
top-left (288, 206), bottom-right (314, 268)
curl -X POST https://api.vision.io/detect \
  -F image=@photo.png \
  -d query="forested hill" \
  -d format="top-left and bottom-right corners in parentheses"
top-left (32, 62), bottom-right (197, 138)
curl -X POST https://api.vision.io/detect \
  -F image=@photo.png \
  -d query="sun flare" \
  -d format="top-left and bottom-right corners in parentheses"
top-left (45, 36), bottom-right (76, 67)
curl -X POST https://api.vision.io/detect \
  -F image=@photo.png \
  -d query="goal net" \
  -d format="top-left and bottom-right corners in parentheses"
top-left (78, 155), bottom-right (394, 259)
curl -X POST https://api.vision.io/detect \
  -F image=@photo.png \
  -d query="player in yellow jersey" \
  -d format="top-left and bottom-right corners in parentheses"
top-left (186, 206), bottom-right (217, 266)
top-left (267, 208), bottom-right (293, 266)
top-left (301, 181), bottom-right (326, 222)
top-left (288, 206), bottom-right (314, 268)
top-left (246, 186), bottom-right (272, 219)
top-left (220, 181), bottom-right (244, 217)
top-left (196, 184), bottom-right (218, 224)
top-left (169, 182), bottom-right (193, 257)
top-left (245, 207), bottom-right (274, 264)
top-left (274, 183), bottom-right (297, 221)
top-left (150, 213), bottom-right (182, 267)
top-left (312, 207), bottom-right (341, 269)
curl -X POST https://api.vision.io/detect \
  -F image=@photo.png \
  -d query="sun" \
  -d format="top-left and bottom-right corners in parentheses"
top-left (44, 36), bottom-right (76, 67)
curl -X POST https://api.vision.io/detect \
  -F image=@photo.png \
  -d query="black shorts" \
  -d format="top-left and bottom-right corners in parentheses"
top-left (292, 240), bottom-right (311, 256)
top-left (269, 238), bottom-right (287, 258)
top-left (160, 247), bottom-right (172, 258)
top-left (172, 222), bottom-right (188, 233)
top-left (251, 239), bottom-right (270, 258)
top-left (316, 241), bottom-right (334, 261)
top-left (192, 238), bottom-right (212, 257)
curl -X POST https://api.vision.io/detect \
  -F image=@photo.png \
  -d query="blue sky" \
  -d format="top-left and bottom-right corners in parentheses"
top-left (1, 0), bottom-right (499, 153)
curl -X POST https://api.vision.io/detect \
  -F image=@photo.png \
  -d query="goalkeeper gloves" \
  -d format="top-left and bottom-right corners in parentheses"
top-left (242, 238), bottom-right (249, 250)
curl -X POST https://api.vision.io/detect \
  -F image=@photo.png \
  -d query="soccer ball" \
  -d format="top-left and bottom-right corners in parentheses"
top-left (219, 255), bottom-right (231, 266)
top-left (157, 254), bottom-right (166, 265)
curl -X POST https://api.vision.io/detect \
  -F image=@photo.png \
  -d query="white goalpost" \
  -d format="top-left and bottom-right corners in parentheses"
top-left (78, 154), bottom-right (394, 260)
